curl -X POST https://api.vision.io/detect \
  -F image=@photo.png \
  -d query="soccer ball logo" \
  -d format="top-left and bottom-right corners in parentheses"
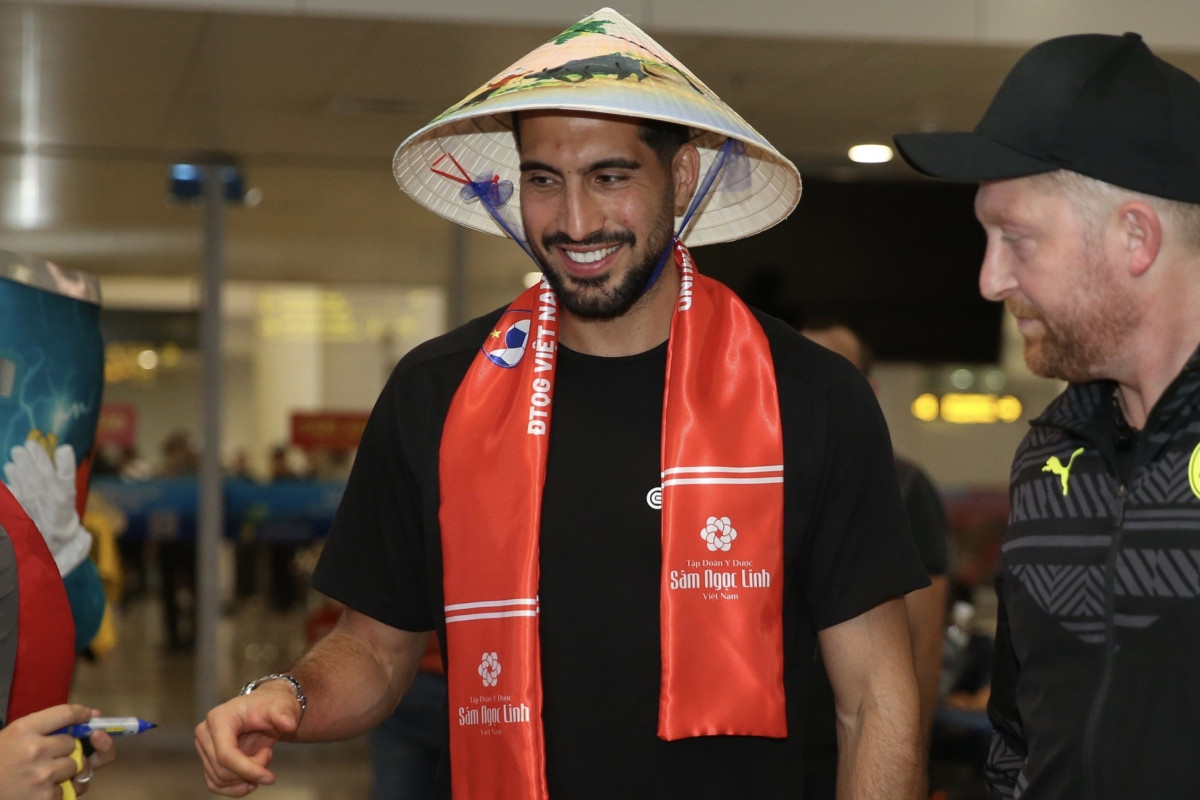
top-left (479, 652), bottom-right (502, 687)
top-left (701, 516), bottom-right (737, 552)
top-left (484, 319), bottom-right (531, 368)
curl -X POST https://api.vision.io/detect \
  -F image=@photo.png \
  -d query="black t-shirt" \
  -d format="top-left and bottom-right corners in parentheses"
top-left (312, 306), bottom-right (928, 799)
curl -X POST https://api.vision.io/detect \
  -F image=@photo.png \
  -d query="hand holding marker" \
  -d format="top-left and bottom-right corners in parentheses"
top-left (56, 716), bottom-right (157, 737)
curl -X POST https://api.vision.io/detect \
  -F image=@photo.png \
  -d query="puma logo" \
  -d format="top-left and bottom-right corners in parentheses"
top-left (1043, 448), bottom-right (1085, 496)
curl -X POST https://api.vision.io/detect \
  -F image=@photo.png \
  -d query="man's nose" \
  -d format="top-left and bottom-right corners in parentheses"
top-left (978, 241), bottom-right (1017, 302)
top-left (558, 184), bottom-right (603, 242)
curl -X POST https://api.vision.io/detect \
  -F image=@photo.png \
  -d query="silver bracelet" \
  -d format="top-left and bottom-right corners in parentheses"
top-left (240, 673), bottom-right (307, 719)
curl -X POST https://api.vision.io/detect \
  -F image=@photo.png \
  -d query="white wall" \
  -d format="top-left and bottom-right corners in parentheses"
top-left (874, 362), bottom-right (1064, 490)
top-left (100, 279), bottom-right (445, 476)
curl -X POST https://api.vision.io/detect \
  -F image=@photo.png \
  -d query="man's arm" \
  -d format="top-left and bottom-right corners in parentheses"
top-left (904, 575), bottom-right (949, 760)
top-left (195, 608), bottom-right (428, 796)
top-left (820, 596), bottom-right (921, 800)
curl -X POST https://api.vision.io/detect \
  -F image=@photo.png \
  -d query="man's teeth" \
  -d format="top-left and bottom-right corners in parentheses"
top-left (564, 245), bottom-right (619, 264)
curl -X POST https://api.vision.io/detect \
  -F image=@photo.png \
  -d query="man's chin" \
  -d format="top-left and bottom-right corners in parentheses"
top-left (1023, 344), bottom-right (1089, 383)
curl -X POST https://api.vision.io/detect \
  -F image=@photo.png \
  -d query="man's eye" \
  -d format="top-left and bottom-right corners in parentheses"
top-left (1002, 234), bottom-right (1035, 258)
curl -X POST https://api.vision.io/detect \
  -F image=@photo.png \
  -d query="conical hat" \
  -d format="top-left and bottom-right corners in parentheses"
top-left (392, 8), bottom-right (801, 247)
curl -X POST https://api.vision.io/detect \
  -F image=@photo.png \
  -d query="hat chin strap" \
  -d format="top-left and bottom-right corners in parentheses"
top-left (641, 136), bottom-right (739, 296)
top-left (468, 137), bottom-right (740, 294)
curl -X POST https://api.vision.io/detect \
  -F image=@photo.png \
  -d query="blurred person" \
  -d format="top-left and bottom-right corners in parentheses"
top-left (895, 32), bottom-right (1200, 799)
top-left (197, 10), bottom-right (928, 799)
top-left (160, 430), bottom-right (200, 476)
top-left (308, 447), bottom-right (353, 482)
top-left (367, 632), bottom-right (447, 800)
top-left (96, 446), bottom-right (150, 607)
top-left (116, 446), bottom-right (151, 481)
top-left (801, 321), bottom-right (951, 799)
top-left (267, 445), bottom-right (302, 482)
top-left (266, 444), bottom-right (304, 612)
top-left (228, 449), bottom-right (254, 480)
top-left (157, 429), bottom-right (199, 649)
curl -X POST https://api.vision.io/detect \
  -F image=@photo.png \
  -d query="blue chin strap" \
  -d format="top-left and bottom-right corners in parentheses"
top-left (451, 136), bottom-right (748, 289)
top-left (640, 136), bottom-right (743, 296)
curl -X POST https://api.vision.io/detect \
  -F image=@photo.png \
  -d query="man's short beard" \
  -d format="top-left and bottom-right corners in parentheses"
top-left (532, 200), bottom-right (676, 320)
top-left (1014, 240), bottom-right (1136, 383)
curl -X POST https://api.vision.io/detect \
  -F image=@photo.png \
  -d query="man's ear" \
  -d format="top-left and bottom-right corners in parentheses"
top-left (1116, 201), bottom-right (1162, 278)
top-left (671, 143), bottom-right (701, 216)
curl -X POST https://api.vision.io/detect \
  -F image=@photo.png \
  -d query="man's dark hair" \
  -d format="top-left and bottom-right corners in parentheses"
top-left (511, 112), bottom-right (691, 167)
top-left (637, 118), bottom-right (692, 166)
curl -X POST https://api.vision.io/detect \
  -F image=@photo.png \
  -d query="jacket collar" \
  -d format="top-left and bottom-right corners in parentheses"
top-left (1033, 343), bottom-right (1200, 436)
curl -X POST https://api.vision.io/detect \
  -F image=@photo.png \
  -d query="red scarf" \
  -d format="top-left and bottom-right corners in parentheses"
top-left (439, 243), bottom-right (784, 799)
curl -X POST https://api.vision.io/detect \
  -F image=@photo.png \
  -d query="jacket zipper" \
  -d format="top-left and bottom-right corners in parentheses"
top-left (1082, 482), bottom-right (1126, 800)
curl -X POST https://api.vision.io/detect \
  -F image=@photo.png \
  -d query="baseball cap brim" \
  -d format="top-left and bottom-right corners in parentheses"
top-left (892, 130), bottom-right (1057, 183)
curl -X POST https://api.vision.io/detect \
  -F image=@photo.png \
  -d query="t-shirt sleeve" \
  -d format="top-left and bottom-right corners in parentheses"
top-left (310, 366), bottom-right (435, 633)
top-left (896, 457), bottom-right (951, 576)
top-left (794, 353), bottom-right (930, 631)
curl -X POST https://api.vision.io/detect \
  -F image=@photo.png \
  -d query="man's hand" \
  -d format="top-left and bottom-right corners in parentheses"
top-left (194, 682), bottom-right (303, 796)
top-left (0, 704), bottom-right (110, 800)
top-left (4, 438), bottom-right (93, 575)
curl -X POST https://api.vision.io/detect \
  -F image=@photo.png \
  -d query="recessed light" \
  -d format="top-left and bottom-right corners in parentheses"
top-left (848, 144), bottom-right (894, 164)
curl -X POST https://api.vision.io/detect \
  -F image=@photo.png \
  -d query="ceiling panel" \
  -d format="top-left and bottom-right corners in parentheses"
top-left (0, 1), bottom-right (1197, 306)
top-left (32, 5), bottom-right (205, 150)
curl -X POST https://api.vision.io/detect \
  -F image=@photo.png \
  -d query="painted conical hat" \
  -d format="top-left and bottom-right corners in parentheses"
top-left (392, 8), bottom-right (801, 248)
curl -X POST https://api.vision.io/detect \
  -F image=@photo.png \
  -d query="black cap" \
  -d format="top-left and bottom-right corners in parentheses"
top-left (893, 33), bottom-right (1200, 204)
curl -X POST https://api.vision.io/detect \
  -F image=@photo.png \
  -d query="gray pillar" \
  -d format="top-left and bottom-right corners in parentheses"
top-left (195, 164), bottom-right (226, 722)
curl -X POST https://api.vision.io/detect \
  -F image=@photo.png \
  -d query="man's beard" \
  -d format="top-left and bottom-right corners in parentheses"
top-left (1013, 243), bottom-right (1136, 383)
top-left (532, 201), bottom-right (676, 320)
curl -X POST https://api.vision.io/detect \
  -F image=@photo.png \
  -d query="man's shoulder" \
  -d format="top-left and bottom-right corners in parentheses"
top-left (749, 309), bottom-right (872, 394)
top-left (391, 307), bottom-right (506, 381)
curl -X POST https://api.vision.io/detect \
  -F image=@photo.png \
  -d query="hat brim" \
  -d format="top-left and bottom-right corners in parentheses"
top-left (394, 100), bottom-right (799, 249)
top-left (893, 131), bottom-right (1056, 183)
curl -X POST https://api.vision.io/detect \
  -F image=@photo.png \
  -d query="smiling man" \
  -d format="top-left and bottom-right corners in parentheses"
top-left (517, 112), bottom-right (691, 346)
top-left (895, 32), bottom-right (1200, 800)
top-left (196, 9), bottom-right (928, 799)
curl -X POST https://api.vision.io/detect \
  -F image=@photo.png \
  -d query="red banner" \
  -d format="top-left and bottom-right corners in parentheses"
top-left (290, 411), bottom-right (368, 451)
top-left (96, 403), bottom-right (137, 448)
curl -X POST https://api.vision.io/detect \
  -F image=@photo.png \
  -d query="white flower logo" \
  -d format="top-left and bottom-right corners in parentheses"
top-left (478, 652), bottom-right (502, 687)
top-left (701, 516), bottom-right (738, 552)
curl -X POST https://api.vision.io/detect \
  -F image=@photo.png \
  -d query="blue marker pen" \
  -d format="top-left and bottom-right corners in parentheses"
top-left (54, 717), bottom-right (157, 737)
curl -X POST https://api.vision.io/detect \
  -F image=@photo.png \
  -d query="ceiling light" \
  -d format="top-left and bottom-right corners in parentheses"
top-left (136, 349), bottom-right (159, 370)
top-left (848, 144), bottom-right (894, 164)
top-left (12, 7), bottom-right (44, 229)
top-left (911, 393), bottom-right (940, 423)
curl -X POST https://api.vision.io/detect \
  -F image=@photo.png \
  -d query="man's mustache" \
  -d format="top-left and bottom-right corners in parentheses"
top-left (1006, 299), bottom-right (1043, 322)
top-left (541, 230), bottom-right (636, 249)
